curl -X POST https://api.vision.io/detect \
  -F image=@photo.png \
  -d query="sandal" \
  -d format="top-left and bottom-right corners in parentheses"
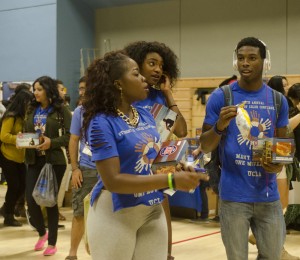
top-left (59, 212), bottom-right (66, 221)
top-left (65, 256), bottom-right (77, 260)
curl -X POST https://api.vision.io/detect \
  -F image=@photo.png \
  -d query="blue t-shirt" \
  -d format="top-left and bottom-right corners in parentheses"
top-left (135, 87), bottom-right (166, 112)
top-left (70, 106), bottom-right (96, 169)
top-left (34, 105), bottom-right (53, 134)
top-left (88, 106), bottom-right (164, 211)
top-left (204, 82), bottom-right (289, 203)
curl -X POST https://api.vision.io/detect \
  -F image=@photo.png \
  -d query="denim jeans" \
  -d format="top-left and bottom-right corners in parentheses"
top-left (219, 199), bottom-right (285, 260)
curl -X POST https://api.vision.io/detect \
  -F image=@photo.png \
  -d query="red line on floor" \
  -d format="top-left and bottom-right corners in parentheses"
top-left (172, 231), bottom-right (221, 245)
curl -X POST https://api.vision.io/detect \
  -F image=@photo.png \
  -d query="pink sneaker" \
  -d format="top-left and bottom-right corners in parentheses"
top-left (34, 233), bottom-right (48, 251)
top-left (43, 246), bottom-right (57, 256)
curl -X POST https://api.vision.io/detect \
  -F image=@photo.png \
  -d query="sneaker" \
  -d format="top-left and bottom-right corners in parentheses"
top-left (45, 224), bottom-right (65, 230)
top-left (14, 206), bottom-right (26, 218)
top-left (210, 216), bottom-right (220, 222)
top-left (281, 247), bottom-right (300, 260)
top-left (4, 214), bottom-right (22, 227)
top-left (34, 232), bottom-right (48, 251)
top-left (43, 246), bottom-right (57, 256)
top-left (58, 224), bottom-right (65, 229)
top-left (59, 212), bottom-right (66, 221)
top-left (195, 217), bottom-right (211, 223)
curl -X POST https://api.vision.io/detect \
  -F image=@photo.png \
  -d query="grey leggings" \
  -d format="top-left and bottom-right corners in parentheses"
top-left (87, 190), bottom-right (168, 260)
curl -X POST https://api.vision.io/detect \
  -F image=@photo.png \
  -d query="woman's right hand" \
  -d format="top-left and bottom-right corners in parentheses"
top-left (173, 171), bottom-right (209, 192)
top-left (37, 135), bottom-right (51, 150)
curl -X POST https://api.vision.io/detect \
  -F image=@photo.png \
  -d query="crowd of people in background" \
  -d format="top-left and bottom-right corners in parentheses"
top-left (0, 37), bottom-right (299, 260)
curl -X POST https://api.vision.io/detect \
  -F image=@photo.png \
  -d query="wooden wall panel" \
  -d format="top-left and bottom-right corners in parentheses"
top-left (172, 75), bottom-right (300, 137)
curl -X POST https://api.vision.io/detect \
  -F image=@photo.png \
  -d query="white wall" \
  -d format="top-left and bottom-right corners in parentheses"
top-left (95, 0), bottom-right (300, 78)
top-left (95, 1), bottom-right (180, 56)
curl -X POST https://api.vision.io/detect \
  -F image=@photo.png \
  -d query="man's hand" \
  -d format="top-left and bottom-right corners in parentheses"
top-left (261, 159), bottom-right (283, 174)
top-left (217, 105), bottom-right (238, 131)
top-left (72, 168), bottom-right (83, 188)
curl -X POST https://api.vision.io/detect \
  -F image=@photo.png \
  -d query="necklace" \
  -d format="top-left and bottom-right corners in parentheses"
top-left (117, 105), bottom-right (139, 127)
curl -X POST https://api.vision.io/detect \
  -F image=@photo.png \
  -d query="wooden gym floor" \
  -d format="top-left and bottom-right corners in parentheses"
top-left (0, 184), bottom-right (299, 260)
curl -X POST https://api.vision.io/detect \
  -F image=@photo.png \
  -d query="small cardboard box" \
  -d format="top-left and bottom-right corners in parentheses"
top-left (152, 140), bottom-right (188, 174)
top-left (16, 133), bottom-right (40, 148)
top-left (252, 138), bottom-right (295, 164)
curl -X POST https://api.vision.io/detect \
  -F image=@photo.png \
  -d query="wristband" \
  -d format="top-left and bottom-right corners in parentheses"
top-left (171, 173), bottom-right (176, 190)
top-left (169, 104), bottom-right (177, 109)
top-left (213, 123), bottom-right (225, 135)
top-left (168, 173), bottom-right (174, 190)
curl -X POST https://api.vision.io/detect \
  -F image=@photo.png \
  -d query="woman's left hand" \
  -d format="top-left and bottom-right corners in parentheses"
top-left (37, 135), bottom-right (51, 150)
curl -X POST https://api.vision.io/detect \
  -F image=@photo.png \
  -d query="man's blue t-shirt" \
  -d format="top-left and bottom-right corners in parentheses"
top-left (135, 87), bottom-right (166, 111)
top-left (204, 82), bottom-right (289, 203)
top-left (70, 106), bottom-right (95, 169)
top-left (88, 106), bottom-right (164, 211)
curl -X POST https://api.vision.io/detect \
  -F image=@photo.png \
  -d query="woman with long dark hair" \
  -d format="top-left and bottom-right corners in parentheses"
top-left (83, 51), bottom-right (204, 260)
top-left (0, 88), bottom-right (33, 226)
top-left (24, 76), bottom-right (71, 256)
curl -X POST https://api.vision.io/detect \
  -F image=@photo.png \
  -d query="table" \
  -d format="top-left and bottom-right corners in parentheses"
top-left (168, 186), bottom-right (202, 213)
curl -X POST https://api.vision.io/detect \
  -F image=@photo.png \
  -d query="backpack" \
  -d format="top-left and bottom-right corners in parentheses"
top-left (204, 84), bottom-right (283, 194)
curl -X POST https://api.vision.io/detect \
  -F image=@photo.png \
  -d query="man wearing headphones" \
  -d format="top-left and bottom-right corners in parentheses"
top-left (200, 37), bottom-right (289, 259)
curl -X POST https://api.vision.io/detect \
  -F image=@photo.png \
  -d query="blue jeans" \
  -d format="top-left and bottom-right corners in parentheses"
top-left (219, 199), bottom-right (285, 260)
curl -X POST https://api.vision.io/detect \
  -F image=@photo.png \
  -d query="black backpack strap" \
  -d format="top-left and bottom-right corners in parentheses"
top-left (221, 84), bottom-right (234, 106)
top-left (271, 89), bottom-right (282, 119)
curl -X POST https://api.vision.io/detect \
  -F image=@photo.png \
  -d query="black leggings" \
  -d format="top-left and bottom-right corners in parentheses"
top-left (26, 157), bottom-right (66, 246)
top-left (0, 153), bottom-right (26, 215)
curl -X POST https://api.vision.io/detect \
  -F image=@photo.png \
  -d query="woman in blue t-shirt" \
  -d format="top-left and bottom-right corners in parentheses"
top-left (124, 41), bottom-right (187, 138)
top-left (82, 51), bottom-right (202, 260)
top-left (124, 41), bottom-right (187, 260)
top-left (24, 76), bottom-right (72, 256)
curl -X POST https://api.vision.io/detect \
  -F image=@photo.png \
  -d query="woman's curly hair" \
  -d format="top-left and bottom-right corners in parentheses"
top-left (123, 41), bottom-right (179, 86)
top-left (82, 51), bottom-right (130, 134)
top-left (28, 76), bottom-right (64, 114)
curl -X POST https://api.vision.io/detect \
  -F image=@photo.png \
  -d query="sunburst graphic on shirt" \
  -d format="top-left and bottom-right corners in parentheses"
top-left (134, 133), bottom-right (161, 173)
top-left (237, 110), bottom-right (272, 147)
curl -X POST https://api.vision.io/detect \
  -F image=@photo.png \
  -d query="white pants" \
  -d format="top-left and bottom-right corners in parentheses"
top-left (87, 190), bottom-right (168, 260)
